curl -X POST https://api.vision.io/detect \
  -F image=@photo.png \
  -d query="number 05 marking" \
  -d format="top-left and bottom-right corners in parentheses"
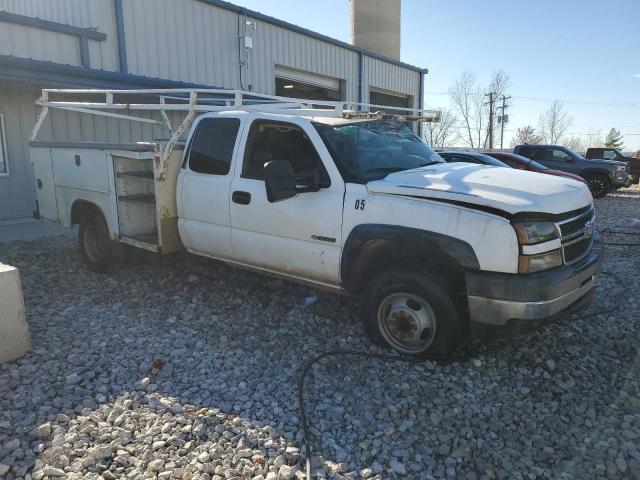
top-left (355, 199), bottom-right (366, 210)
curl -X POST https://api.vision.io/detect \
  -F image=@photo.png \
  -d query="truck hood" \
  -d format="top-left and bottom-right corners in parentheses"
top-left (366, 163), bottom-right (592, 216)
top-left (586, 158), bottom-right (627, 167)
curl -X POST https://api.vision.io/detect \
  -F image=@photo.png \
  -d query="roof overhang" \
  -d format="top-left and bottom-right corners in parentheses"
top-left (0, 55), bottom-right (213, 90)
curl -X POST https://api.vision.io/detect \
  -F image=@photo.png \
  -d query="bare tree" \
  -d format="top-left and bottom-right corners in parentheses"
top-left (538, 100), bottom-right (573, 144)
top-left (448, 71), bottom-right (483, 148)
top-left (423, 109), bottom-right (459, 148)
top-left (565, 136), bottom-right (586, 153)
top-left (511, 125), bottom-right (543, 146)
top-left (483, 70), bottom-right (511, 148)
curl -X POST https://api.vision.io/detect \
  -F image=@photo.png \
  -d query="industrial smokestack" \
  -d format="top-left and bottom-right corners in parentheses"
top-left (350, 0), bottom-right (401, 60)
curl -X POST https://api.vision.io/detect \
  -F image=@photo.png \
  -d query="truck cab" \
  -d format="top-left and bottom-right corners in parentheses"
top-left (29, 89), bottom-right (604, 358)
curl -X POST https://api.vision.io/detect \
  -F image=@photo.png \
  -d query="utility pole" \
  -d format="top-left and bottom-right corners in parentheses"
top-left (484, 92), bottom-right (495, 149)
top-left (497, 95), bottom-right (512, 149)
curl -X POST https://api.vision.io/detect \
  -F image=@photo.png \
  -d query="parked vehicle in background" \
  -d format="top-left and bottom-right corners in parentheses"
top-left (484, 152), bottom-right (587, 184)
top-left (438, 151), bottom-right (510, 167)
top-left (584, 147), bottom-right (640, 184)
top-left (30, 89), bottom-right (603, 358)
top-left (513, 144), bottom-right (629, 198)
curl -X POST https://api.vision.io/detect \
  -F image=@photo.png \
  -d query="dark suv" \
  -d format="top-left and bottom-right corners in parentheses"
top-left (513, 144), bottom-right (629, 198)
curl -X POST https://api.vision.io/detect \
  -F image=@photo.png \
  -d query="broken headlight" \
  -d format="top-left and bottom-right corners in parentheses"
top-left (512, 221), bottom-right (559, 245)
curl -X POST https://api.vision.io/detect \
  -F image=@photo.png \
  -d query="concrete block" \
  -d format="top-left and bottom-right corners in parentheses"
top-left (0, 263), bottom-right (30, 363)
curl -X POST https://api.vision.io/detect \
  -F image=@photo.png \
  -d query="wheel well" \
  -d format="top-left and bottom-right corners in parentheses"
top-left (581, 170), bottom-right (610, 181)
top-left (71, 200), bottom-right (104, 226)
top-left (344, 238), bottom-right (467, 297)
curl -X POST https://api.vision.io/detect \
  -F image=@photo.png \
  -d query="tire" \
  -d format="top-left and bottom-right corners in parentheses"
top-left (79, 211), bottom-right (126, 274)
top-left (362, 270), bottom-right (462, 358)
top-left (586, 174), bottom-right (610, 198)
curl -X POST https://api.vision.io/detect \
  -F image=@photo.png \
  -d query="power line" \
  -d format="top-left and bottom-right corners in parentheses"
top-left (427, 91), bottom-right (639, 107)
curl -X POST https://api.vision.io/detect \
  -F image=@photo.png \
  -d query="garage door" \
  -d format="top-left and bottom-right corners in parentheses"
top-left (369, 88), bottom-right (410, 113)
top-left (275, 66), bottom-right (341, 101)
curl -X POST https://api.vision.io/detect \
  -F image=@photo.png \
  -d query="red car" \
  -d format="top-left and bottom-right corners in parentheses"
top-left (484, 152), bottom-right (587, 185)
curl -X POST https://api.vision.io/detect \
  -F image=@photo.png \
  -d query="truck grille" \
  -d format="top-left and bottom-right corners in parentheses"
top-left (558, 207), bottom-right (595, 264)
top-left (560, 208), bottom-right (595, 238)
top-left (563, 237), bottom-right (592, 263)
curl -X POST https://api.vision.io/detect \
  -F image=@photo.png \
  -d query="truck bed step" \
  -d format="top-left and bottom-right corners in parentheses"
top-left (117, 170), bottom-right (154, 180)
top-left (118, 193), bottom-right (156, 206)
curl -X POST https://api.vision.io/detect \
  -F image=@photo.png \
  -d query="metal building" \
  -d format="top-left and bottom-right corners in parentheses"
top-left (0, 0), bottom-right (428, 222)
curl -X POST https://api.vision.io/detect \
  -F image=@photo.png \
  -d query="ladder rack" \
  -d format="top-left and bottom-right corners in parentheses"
top-left (30, 87), bottom-right (441, 182)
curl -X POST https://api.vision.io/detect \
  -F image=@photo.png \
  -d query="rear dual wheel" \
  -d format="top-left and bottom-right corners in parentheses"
top-left (363, 270), bottom-right (462, 358)
top-left (79, 212), bottom-right (126, 274)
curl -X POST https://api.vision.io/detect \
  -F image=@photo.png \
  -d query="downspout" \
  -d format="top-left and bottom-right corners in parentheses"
top-left (418, 70), bottom-right (425, 137)
top-left (114, 0), bottom-right (127, 73)
top-left (357, 51), bottom-right (363, 110)
top-left (237, 9), bottom-right (247, 90)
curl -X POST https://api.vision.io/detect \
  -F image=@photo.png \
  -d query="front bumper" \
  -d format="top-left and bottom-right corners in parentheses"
top-left (613, 173), bottom-right (630, 187)
top-left (465, 232), bottom-right (603, 334)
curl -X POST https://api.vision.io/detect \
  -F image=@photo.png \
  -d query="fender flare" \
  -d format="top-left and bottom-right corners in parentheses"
top-left (340, 224), bottom-right (480, 293)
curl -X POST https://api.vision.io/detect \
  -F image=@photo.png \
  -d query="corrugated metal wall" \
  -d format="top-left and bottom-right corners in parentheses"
top-left (0, 88), bottom-right (41, 219)
top-left (0, 0), bottom-right (119, 70)
top-left (249, 18), bottom-right (360, 100)
top-left (363, 56), bottom-right (421, 106)
top-left (122, 0), bottom-right (240, 87)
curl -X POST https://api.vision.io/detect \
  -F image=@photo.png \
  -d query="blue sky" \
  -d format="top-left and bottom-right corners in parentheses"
top-left (232, 0), bottom-right (640, 150)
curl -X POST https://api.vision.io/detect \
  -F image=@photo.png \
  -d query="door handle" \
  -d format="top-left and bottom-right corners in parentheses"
top-left (232, 191), bottom-right (251, 205)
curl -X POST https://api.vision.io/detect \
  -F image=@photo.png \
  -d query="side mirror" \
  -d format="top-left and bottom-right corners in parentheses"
top-left (264, 160), bottom-right (297, 203)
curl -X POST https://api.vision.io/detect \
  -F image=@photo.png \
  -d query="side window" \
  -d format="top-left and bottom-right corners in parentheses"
top-left (188, 118), bottom-right (240, 175)
top-left (520, 147), bottom-right (545, 162)
top-left (549, 149), bottom-right (571, 162)
top-left (243, 120), bottom-right (327, 182)
top-left (603, 150), bottom-right (615, 160)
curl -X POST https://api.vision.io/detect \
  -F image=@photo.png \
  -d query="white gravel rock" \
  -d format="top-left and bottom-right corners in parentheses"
top-left (0, 188), bottom-right (639, 480)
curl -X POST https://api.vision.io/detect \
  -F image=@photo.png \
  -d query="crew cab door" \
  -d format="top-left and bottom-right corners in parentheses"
top-left (229, 115), bottom-right (344, 286)
top-left (177, 113), bottom-right (244, 259)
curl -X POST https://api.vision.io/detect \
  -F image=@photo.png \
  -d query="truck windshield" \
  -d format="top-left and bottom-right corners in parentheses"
top-left (314, 120), bottom-right (444, 183)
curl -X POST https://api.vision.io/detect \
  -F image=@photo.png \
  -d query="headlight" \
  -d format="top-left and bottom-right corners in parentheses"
top-left (518, 249), bottom-right (563, 273)
top-left (512, 221), bottom-right (559, 244)
top-left (616, 165), bottom-right (627, 173)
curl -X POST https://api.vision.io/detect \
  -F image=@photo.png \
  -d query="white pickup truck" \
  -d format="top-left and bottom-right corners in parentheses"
top-left (29, 89), bottom-right (603, 358)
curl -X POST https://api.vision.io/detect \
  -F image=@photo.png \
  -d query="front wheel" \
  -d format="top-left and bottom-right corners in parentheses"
top-left (586, 174), bottom-right (610, 198)
top-left (79, 212), bottom-right (126, 274)
top-left (362, 270), bottom-right (463, 358)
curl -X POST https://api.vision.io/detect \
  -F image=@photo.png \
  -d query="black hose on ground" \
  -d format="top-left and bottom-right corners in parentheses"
top-left (599, 227), bottom-right (640, 246)
top-left (297, 270), bottom-right (627, 480)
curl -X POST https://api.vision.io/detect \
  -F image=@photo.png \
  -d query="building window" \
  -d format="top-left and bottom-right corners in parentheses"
top-left (0, 114), bottom-right (8, 176)
top-left (275, 66), bottom-right (342, 101)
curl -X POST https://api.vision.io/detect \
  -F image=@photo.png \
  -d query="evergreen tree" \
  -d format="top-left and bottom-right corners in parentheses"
top-left (604, 128), bottom-right (624, 150)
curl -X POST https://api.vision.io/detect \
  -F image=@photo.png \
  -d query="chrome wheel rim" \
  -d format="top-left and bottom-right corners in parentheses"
top-left (83, 224), bottom-right (105, 263)
top-left (377, 293), bottom-right (437, 354)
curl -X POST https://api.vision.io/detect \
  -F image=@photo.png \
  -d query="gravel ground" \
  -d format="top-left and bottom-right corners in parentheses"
top-left (1, 188), bottom-right (639, 480)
